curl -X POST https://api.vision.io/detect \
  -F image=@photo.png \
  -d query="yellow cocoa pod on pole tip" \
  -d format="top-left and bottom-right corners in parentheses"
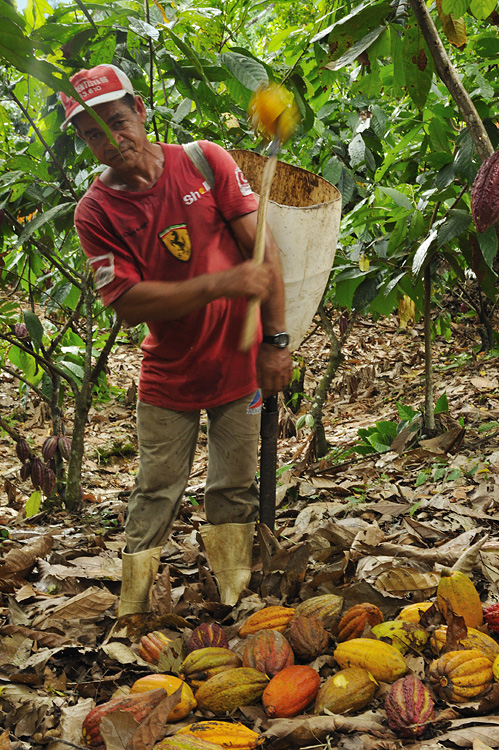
top-left (248, 82), bottom-right (300, 143)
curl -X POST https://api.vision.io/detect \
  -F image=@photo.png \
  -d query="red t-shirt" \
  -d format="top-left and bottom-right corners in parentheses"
top-left (75, 141), bottom-right (260, 411)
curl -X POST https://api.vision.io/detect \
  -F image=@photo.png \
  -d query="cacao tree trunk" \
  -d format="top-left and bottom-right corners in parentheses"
top-left (423, 265), bottom-right (435, 432)
top-left (310, 306), bottom-right (358, 459)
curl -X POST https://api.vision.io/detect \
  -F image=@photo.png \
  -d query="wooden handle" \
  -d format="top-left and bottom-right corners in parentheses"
top-left (239, 153), bottom-right (278, 351)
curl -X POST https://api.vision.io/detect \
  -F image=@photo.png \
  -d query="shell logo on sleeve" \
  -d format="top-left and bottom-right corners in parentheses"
top-left (88, 253), bottom-right (116, 289)
top-left (159, 224), bottom-right (192, 261)
top-left (235, 167), bottom-right (252, 196)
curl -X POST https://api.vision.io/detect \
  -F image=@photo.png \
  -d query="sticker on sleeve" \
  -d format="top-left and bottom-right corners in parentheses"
top-left (247, 389), bottom-right (263, 415)
top-left (159, 224), bottom-right (192, 261)
top-left (235, 167), bottom-right (253, 197)
top-left (88, 253), bottom-right (116, 289)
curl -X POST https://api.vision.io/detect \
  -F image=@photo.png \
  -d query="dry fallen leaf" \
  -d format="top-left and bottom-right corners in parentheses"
top-left (129, 688), bottom-right (183, 750)
top-left (32, 586), bottom-right (117, 628)
top-left (0, 534), bottom-right (53, 579)
top-left (100, 711), bottom-right (139, 750)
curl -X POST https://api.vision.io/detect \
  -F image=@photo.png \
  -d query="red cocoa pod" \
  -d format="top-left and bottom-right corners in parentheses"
top-left (42, 436), bottom-right (59, 462)
top-left (187, 622), bottom-right (229, 652)
top-left (14, 322), bottom-right (29, 339)
top-left (43, 468), bottom-right (57, 496)
top-left (30, 457), bottom-right (45, 490)
top-left (20, 461), bottom-right (31, 481)
top-left (82, 688), bottom-right (167, 748)
top-left (16, 438), bottom-right (31, 463)
top-left (337, 603), bottom-right (384, 642)
top-left (385, 674), bottom-right (435, 738)
top-left (242, 628), bottom-right (294, 677)
top-left (286, 615), bottom-right (329, 661)
top-left (471, 151), bottom-right (499, 233)
top-left (484, 603), bottom-right (499, 633)
top-left (58, 435), bottom-right (72, 460)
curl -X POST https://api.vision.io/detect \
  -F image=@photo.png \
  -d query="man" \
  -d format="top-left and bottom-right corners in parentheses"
top-left (60, 64), bottom-right (292, 613)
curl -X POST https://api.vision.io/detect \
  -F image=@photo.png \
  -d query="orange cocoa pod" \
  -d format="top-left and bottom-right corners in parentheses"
top-left (138, 630), bottom-right (173, 664)
top-left (337, 603), bottom-right (384, 642)
top-left (238, 605), bottom-right (295, 636)
top-left (262, 665), bottom-right (320, 718)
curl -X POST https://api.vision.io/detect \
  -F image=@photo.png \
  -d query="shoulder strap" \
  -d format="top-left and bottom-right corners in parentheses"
top-left (182, 141), bottom-right (215, 189)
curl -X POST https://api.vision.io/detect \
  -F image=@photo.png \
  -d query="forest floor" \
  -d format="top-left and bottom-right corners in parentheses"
top-left (1, 308), bottom-right (499, 749)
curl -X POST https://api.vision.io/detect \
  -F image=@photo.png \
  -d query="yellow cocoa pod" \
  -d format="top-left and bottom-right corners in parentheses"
top-left (179, 647), bottom-right (241, 689)
top-left (430, 625), bottom-right (499, 662)
top-left (493, 654), bottom-right (499, 681)
top-left (371, 620), bottom-right (428, 654)
top-left (429, 649), bottom-right (493, 703)
top-left (396, 601), bottom-right (434, 623)
top-left (248, 83), bottom-right (299, 142)
top-left (294, 594), bottom-right (343, 626)
top-left (130, 674), bottom-right (196, 721)
top-left (315, 667), bottom-right (377, 714)
top-left (194, 668), bottom-right (269, 715)
top-left (334, 638), bottom-right (407, 683)
top-left (176, 721), bottom-right (263, 750)
top-left (437, 569), bottom-right (483, 628)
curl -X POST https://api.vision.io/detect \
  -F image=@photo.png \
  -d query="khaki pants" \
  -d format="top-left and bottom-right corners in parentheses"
top-left (125, 392), bottom-right (261, 552)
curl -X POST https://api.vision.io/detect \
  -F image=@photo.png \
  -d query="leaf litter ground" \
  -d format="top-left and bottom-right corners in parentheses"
top-left (1, 312), bottom-right (499, 749)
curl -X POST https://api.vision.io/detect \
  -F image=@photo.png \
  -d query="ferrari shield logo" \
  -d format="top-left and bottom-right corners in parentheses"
top-left (159, 224), bottom-right (191, 261)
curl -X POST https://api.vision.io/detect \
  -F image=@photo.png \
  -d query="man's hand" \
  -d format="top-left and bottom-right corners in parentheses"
top-left (219, 260), bottom-right (273, 302)
top-left (257, 343), bottom-right (293, 397)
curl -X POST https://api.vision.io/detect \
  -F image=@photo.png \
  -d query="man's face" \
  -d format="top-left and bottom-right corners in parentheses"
top-left (73, 97), bottom-right (149, 170)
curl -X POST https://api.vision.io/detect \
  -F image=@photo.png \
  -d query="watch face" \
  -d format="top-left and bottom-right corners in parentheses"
top-left (264, 333), bottom-right (289, 347)
top-left (275, 333), bottom-right (289, 347)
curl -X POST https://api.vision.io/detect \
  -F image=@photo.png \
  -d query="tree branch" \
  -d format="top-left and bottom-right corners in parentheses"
top-left (408, 0), bottom-right (493, 162)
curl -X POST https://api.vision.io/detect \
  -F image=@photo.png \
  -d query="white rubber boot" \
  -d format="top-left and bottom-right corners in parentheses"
top-left (200, 522), bottom-right (254, 606)
top-left (117, 547), bottom-right (162, 616)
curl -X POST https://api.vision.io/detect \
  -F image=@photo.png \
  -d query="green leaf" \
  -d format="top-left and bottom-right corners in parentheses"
top-left (378, 187), bottom-right (413, 209)
top-left (23, 310), bottom-right (44, 351)
top-left (13, 203), bottom-right (74, 251)
top-left (219, 52), bottom-right (267, 91)
top-left (387, 216), bottom-right (408, 255)
top-left (128, 17), bottom-right (160, 41)
top-left (25, 491), bottom-right (42, 518)
top-left (397, 402), bottom-right (419, 421)
top-left (402, 21), bottom-right (434, 109)
top-left (469, 0), bottom-right (496, 19)
top-left (434, 392), bottom-right (449, 414)
top-left (442, 0), bottom-right (470, 14)
top-left (412, 229), bottom-right (438, 275)
top-left (348, 134), bottom-right (366, 169)
top-left (367, 434), bottom-right (392, 452)
top-left (166, 28), bottom-right (207, 82)
top-left (322, 156), bottom-right (343, 184)
top-left (325, 26), bottom-right (387, 71)
top-left (437, 210), bottom-right (471, 247)
top-left (478, 226), bottom-right (498, 269)
top-left (353, 276), bottom-right (380, 311)
top-left (370, 104), bottom-right (387, 139)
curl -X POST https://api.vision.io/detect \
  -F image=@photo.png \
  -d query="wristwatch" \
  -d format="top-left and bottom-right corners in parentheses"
top-left (262, 332), bottom-right (290, 348)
